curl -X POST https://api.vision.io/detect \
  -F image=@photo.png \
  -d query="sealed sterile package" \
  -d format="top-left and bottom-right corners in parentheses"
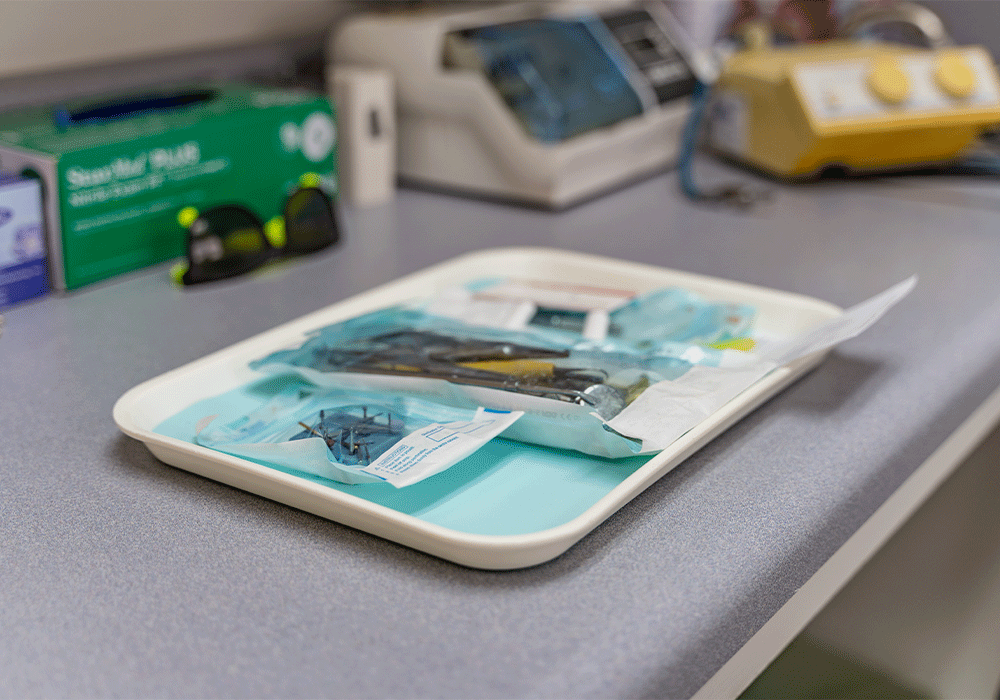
top-left (250, 276), bottom-right (916, 459)
top-left (195, 382), bottom-right (522, 487)
top-left (250, 305), bottom-right (710, 414)
top-left (246, 283), bottom-right (745, 457)
top-left (247, 304), bottom-right (736, 458)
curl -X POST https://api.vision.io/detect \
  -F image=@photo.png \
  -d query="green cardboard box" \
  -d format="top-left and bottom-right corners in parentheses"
top-left (0, 84), bottom-right (337, 289)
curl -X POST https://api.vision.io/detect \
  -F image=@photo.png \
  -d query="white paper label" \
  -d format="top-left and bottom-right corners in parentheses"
top-left (756, 276), bottom-right (917, 366)
top-left (360, 408), bottom-right (523, 487)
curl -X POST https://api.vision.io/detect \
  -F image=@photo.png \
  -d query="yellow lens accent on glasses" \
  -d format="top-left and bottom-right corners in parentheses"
top-left (225, 229), bottom-right (267, 253)
top-left (299, 172), bottom-right (321, 188)
top-left (177, 206), bottom-right (199, 228)
top-left (264, 216), bottom-right (287, 248)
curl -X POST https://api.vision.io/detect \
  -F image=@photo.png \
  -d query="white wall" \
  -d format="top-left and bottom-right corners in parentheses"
top-left (923, 0), bottom-right (1000, 57)
top-left (0, 0), bottom-right (351, 79)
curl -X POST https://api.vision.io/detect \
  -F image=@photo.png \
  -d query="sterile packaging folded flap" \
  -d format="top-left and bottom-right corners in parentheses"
top-left (609, 276), bottom-right (917, 453)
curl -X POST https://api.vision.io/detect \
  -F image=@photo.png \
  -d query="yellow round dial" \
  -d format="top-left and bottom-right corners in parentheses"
top-left (934, 52), bottom-right (977, 99)
top-left (867, 57), bottom-right (911, 105)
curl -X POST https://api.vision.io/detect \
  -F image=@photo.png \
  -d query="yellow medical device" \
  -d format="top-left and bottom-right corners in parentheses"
top-left (707, 40), bottom-right (1000, 178)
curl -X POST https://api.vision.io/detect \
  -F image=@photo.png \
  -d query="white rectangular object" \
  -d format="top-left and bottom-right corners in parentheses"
top-left (329, 66), bottom-right (396, 207)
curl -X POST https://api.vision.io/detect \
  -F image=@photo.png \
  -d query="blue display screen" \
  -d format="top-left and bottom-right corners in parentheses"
top-left (458, 18), bottom-right (645, 143)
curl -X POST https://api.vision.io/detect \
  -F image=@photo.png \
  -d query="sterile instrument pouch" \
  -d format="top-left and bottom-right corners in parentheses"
top-left (248, 277), bottom-right (915, 460)
top-left (247, 284), bottom-right (757, 458)
top-left (195, 382), bottom-right (522, 487)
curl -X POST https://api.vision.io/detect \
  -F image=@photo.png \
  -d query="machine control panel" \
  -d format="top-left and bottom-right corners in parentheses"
top-left (600, 9), bottom-right (697, 105)
top-left (793, 47), bottom-right (1000, 125)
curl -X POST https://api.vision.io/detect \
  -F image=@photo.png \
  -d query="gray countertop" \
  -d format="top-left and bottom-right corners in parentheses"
top-left (4, 167), bottom-right (1000, 698)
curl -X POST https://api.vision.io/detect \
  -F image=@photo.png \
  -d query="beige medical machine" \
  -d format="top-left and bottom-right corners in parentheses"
top-left (331, 3), bottom-right (698, 207)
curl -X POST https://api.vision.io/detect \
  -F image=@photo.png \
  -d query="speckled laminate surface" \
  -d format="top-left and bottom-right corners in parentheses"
top-left (3, 168), bottom-right (999, 698)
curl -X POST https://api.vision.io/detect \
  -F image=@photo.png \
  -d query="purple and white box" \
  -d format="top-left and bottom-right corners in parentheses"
top-left (0, 175), bottom-right (48, 310)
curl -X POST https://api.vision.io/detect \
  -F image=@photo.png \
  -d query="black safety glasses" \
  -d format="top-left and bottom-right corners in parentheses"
top-left (172, 185), bottom-right (340, 286)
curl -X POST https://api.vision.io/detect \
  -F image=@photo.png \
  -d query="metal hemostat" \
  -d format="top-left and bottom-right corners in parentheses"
top-left (305, 330), bottom-right (629, 419)
top-left (291, 406), bottom-right (404, 466)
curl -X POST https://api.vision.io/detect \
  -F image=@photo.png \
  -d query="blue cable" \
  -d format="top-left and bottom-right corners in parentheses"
top-left (951, 153), bottom-right (1000, 175)
top-left (677, 81), bottom-right (768, 209)
top-left (677, 81), bottom-right (710, 201)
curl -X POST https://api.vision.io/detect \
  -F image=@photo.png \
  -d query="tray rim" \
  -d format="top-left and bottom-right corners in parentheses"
top-left (114, 246), bottom-right (843, 569)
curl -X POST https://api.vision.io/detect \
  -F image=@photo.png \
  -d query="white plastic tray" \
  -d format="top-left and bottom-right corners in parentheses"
top-left (114, 247), bottom-right (842, 569)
